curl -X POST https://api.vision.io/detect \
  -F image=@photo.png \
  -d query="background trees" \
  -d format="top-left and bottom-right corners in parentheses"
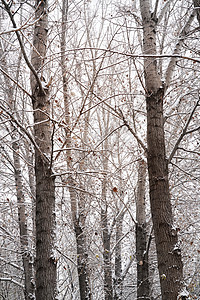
top-left (0, 0), bottom-right (199, 299)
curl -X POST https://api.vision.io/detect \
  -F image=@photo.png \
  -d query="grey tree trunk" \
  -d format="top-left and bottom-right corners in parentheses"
top-left (74, 215), bottom-right (91, 300)
top-left (113, 214), bottom-right (123, 300)
top-left (0, 39), bottom-right (35, 299)
top-left (101, 151), bottom-right (113, 300)
top-left (113, 132), bottom-right (125, 300)
top-left (31, 1), bottom-right (57, 299)
top-left (12, 137), bottom-right (35, 300)
top-left (135, 159), bottom-right (150, 300)
top-left (193, 0), bottom-right (200, 25)
top-left (25, 143), bottom-right (36, 238)
top-left (60, 1), bottom-right (91, 298)
top-left (139, 1), bottom-right (184, 299)
top-left (101, 205), bottom-right (113, 300)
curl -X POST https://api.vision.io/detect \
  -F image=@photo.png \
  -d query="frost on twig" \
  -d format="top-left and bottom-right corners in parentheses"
top-left (177, 287), bottom-right (189, 299)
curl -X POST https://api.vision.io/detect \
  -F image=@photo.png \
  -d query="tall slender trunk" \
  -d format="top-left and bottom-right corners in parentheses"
top-left (101, 147), bottom-right (113, 300)
top-left (135, 159), bottom-right (150, 300)
top-left (12, 137), bottom-right (35, 300)
top-left (139, 1), bottom-right (184, 299)
top-left (74, 213), bottom-right (91, 300)
top-left (114, 214), bottom-right (123, 300)
top-left (60, 1), bottom-right (91, 298)
top-left (114, 136), bottom-right (124, 300)
top-left (31, 1), bottom-right (57, 299)
top-left (193, 0), bottom-right (200, 25)
top-left (0, 39), bottom-right (35, 299)
top-left (25, 143), bottom-right (36, 237)
top-left (101, 204), bottom-right (113, 300)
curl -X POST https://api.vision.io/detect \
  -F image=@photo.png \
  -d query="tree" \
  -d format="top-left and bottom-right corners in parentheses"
top-left (30, 1), bottom-right (57, 298)
top-left (135, 159), bottom-right (150, 300)
top-left (138, 0), bottom-right (198, 299)
top-left (0, 12), bottom-right (35, 300)
top-left (1, 0), bottom-right (58, 297)
top-left (101, 139), bottom-right (113, 300)
top-left (60, 1), bottom-right (92, 298)
top-left (193, 0), bottom-right (200, 25)
top-left (0, 0), bottom-right (199, 299)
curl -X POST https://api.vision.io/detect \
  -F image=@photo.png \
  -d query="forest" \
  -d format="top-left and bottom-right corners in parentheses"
top-left (0, 0), bottom-right (199, 299)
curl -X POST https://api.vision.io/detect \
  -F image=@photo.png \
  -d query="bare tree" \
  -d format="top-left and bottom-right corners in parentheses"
top-left (0, 0), bottom-right (199, 299)
top-left (31, 1), bottom-right (57, 298)
top-left (101, 160), bottom-right (113, 300)
top-left (0, 31), bottom-right (35, 299)
top-left (193, 0), bottom-right (200, 25)
top-left (138, 0), bottom-right (197, 299)
top-left (60, 1), bottom-right (91, 298)
top-left (135, 159), bottom-right (150, 300)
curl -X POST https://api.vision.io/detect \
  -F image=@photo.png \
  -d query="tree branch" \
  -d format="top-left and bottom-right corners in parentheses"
top-left (168, 96), bottom-right (200, 163)
top-left (1, 0), bottom-right (45, 94)
top-left (0, 104), bottom-right (49, 163)
top-left (165, 10), bottom-right (196, 88)
top-left (0, 277), bottom-right (24, 288)
top-left (0, 66), bottom-right (33, 100)
top-left (118, 108), bottom-right (147, 153)
top-left (60, 47), bottom-right (200, 63)
top-left (157, 0), bottom-right (175, 24)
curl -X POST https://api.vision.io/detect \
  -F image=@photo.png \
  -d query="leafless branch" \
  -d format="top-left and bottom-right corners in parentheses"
top-left (157, 0), bottom-right (175, 24)
top-left (0, 277), bottom-right (24, 288)
top-left (118, 108), bottom-right (147, 153)
top-left (63, 47), bottom-right (200, 64)
top-left (0, 67), bottom-right (33, 99)
top-left (168, 96), bottom-right (200, 163)
top-left (56, 248), bottom-right (77, 267)
top-left (1, 0), bottom-right (45, 94)
top-left (0, 104), bottom-right (49, 163)
top-left (165, 10), bottom-right (196, 88)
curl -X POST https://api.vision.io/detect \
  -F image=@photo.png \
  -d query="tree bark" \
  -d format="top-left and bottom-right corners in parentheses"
top-left (139, 1), bottom-right (184, 299)
top-left (0, 37), bottom-right (35, 299)
top-left (193, 0), bottom-right (200, 25)
top-left (74, 216), bottom-right (91, 300)
top-left (114, 214), bottom-right (123, 300)
top-left (136, 159), bottom-right (150, 300)
top-left (101, 205), bottom-right (113, 300)
top-left (60, 1), bottom-right (91, 298)
top-left (101, 149), bottom-right (113, 300)
top-left (31, 1), bottom-right (57, 299)
top-left (25, 143), bottom-right (36, 238)
top-left (12, 138), bottom-right (35, 300)
top-left (113, 138), bottom-right (124, 300)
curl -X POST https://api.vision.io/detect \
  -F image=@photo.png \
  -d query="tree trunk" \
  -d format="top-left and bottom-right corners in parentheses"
top-left (113, 131), bottom-right (125, 300)
top-left (31, 1), bottom-right (57, 299)
top-left (193, 0), bottom-right (200, 25)
top-left (139, 1), bottom-right (184, 299)
top-left (12, 137), bottom-right (35, 300)
top-left (101, 152), bottom-right (113, 300)
top-left (114, 214), bottom-right (123, 300)
top-left (101, 206), bottom-right (113, 300)
top-left (60, 1), bottom-right (91, 298)
top-left (0, 38), bottom-right (35, 299)
top-left (74, 217), bottom-right (91, 300)
top-left (135, 159), bottom-right (150, 300)
top-left (25, 143), bottom-right (36, 238)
